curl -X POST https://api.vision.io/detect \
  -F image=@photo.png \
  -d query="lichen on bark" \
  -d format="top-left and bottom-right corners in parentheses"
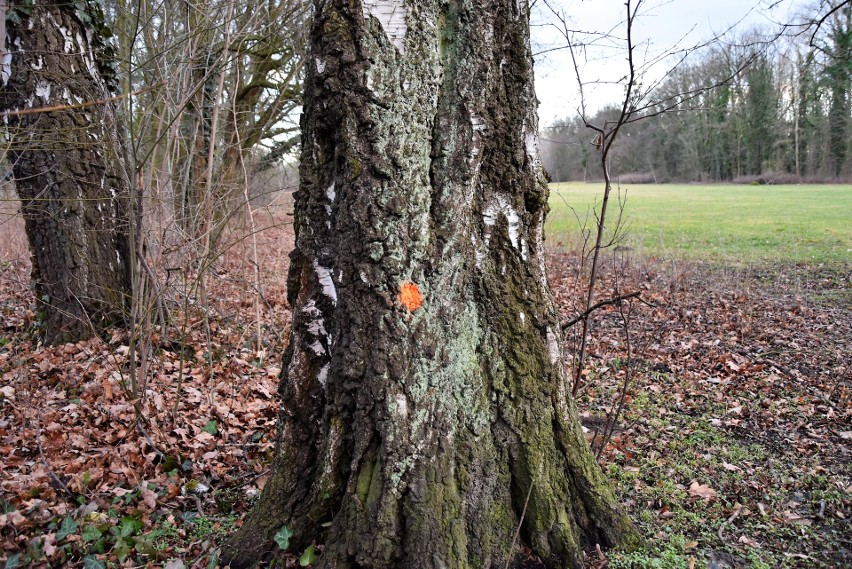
top-left (222, 1), bottom-right (638, 567)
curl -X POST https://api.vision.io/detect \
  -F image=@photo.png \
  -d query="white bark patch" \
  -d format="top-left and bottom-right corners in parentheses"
top-left (302, 300), bottom-right (330, 356)
top-left (525, 131), bottom-right (539, 160)
top-left (523, 120), bottom-right (542, 169)
top-left (535, 213), bottom-right (548, 289)
top-left (35, 81), bottom-right (51, 103)
top-left (362, 0), bottom-right (407, 53)
top-left (472, 233), bottom-right (486, 268)
top-left (547, 328), bottom-right (561, 365)
top-left (469, 112), bottom-right (486, 164)
top-left (1, 51), bottom-right (11, 87)
top-left (394, 393), bottom-right (408, 420)
top-left (314, 57), bottom-right (326, 74)
top-left (75, 31), bottom-right (99, 82)
top-left (483, 194), bottom-right (522, 253)
top-left (57, 26), bottom-right (74, 54)
top-left (305, 317), bottom-right (327, 339)
top-left (314, 261), bottom-right (338, 305)
top-left (2, 35), bottom-right (20, 87)
top-left (519, 311), bottom-right (526, 325)
top-left (317, 364), bottom-right (330, 386)
top-left (307, 340), bottom-right (325, 356)
top-left (326, 182), bottom-right (336, 202)
top-left (471, 115), bottom-right (486, 132)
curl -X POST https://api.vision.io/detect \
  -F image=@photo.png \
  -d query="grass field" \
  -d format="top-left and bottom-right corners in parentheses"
top-left (546, 183), bottom-right (852, 265)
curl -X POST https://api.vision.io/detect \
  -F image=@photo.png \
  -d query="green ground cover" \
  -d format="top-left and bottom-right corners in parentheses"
top-left (546, 183), bottom-right (852, 265)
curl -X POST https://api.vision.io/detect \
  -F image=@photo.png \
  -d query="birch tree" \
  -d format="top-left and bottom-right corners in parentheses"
top-left (1, 0), bottom-right (133, 344)
top-left (223, 1), bottom-right (638, 567)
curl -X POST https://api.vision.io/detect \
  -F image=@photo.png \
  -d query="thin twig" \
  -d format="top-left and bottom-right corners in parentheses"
top-left (505, 482), bottom-right (534, 569)
top-left (35, 413), bottom-right (76, 500)
top-left (562, 291), bottom-right (642, 329)
top-left (0, 82), bottom-right (165, 118)
top-left (717, 503), bottom-right (743, 543)
top-left (595, 288), bottom-right (635, 460)
top-left (136, 417), bottom-right (165, 460)
top-left (757, 357), bottom-right (794, 377)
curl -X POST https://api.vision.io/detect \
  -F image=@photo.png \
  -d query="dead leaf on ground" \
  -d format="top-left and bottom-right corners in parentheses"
top-left (687, 481), bottom-right (717, 502)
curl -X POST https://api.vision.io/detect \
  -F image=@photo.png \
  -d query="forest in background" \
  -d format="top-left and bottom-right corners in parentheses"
top-left (540, 11), bottom-right (852, 184)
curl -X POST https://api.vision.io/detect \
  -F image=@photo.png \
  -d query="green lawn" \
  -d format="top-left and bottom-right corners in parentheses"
top-left (546, 183), bottom-right (852, 265)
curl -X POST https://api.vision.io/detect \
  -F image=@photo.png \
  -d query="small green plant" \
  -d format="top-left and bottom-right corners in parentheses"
top-left (201, 420), bottom-right (219, 435)
top-left (608, 536), bottom-right (692, 569)
top-left (299, 545), bottom-right (319, 566)
top-left (274, 525), bottom-right (294, 550)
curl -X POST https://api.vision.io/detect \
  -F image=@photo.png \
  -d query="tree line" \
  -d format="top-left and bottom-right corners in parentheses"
top-left (541, 4), bottom-right (852, 184)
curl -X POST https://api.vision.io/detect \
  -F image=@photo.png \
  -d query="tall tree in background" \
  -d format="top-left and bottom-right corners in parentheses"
top-left (223, 0), bottom-right (638, 567)
top-left (823, 4), bottom-right (851, 177)
top-left (0, 0), bottom-right (133, 344)
top-left (793, 49), bottom-right (823, 176)
top-left (742, 53), bottom-right (779, 175)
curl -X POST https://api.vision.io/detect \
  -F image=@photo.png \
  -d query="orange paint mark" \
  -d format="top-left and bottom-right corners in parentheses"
top-left (398, 282), bottom-right (423, 312)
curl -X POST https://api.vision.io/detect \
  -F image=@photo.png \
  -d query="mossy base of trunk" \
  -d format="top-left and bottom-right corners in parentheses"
top-left (222, 413), bottom-right (639, 569)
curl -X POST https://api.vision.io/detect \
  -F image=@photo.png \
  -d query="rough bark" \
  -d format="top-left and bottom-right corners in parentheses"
top-left (223, 1), bottom-right (638, 567)
top-left (1, 0), bottom-right (132, 344)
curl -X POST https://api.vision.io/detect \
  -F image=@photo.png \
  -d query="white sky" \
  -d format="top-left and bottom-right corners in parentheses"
top-left (531, 0), bottom-right (804, 126)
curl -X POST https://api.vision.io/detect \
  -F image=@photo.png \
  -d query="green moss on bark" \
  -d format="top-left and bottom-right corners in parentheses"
top-left (222, 2), bottom-right (639, 568)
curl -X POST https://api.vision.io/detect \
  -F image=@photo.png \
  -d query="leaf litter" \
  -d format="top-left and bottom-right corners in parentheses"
top-left (0, 213), bottom-right (848, 567)
top-left (549, 250), bottom-right (850, 567)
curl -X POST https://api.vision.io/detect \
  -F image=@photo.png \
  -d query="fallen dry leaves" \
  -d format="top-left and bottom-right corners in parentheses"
top-left (687, 481), bottom-right (717, 503)
top-left (0, 212), bottom-right (293, 567)
top-left (549, 250), bottom-right (850, 567)
top-left (0, 209), bottom-right (849, 567)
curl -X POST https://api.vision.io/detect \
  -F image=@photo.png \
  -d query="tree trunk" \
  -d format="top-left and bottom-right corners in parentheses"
top-left (0, 0), bottom-right (132, 344)
top-left (223, 1), bottom-right (638, 567)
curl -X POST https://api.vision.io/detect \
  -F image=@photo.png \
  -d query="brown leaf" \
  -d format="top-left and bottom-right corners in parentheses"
top-left (687, 481), bottom-right (717, 502)
top-left (42, 533), bottom-right (57, 557)
top-left (139, 484), bottom-right (158, 510)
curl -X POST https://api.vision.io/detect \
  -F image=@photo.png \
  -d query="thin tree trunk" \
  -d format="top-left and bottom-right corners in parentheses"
top-left (1, 0), bottom-right (133, 344)
top-left (223, 1), bottom-right (638, 567)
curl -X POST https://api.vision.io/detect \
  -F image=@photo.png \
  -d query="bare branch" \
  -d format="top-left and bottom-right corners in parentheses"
top-left (561, 291), bottom-right (644, 330)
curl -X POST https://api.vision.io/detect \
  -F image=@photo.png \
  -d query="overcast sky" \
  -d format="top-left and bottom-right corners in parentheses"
top-left (531, 0), bottom-right (805, 126)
